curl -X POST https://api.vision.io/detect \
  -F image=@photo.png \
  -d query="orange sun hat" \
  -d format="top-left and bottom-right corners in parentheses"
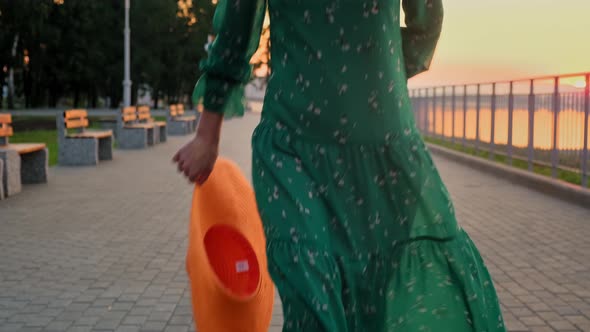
top-left (186, 157), bottom-right (275, 332)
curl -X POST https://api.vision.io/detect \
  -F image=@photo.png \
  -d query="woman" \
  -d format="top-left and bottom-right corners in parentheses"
top-left (174, 0), bottom-right (506, 330)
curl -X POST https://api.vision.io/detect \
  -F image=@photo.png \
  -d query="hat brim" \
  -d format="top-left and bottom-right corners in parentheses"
top-left (186, 157), bottom-right (275, 332)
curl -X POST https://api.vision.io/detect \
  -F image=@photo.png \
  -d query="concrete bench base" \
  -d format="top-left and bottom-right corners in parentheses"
top-left (156, 124), bottom-right (167, 143)
top-left (20, 148), bottom-right (48, 185)
top-left (0, 147), bottom-right (48, 197)
top-left (59, 137), bottom-right (112, 166)
top-left (0, 150), bottom-right (19, 197)
top-left (117, 127), bottom-right (155, 149)
top-left (98, 136), bottom-right (114, 161)
top-left (57, 113), bottom-right (114, 167)
top-left (152, 126), bottom-right (160, 144)
top-left (150, 125), bottom-right (163, 145)
top-left (167, 120), bottom-right (193, 136)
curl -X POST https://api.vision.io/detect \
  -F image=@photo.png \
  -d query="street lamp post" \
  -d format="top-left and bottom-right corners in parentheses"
top-left (123, 0), bottom-right (132, 107)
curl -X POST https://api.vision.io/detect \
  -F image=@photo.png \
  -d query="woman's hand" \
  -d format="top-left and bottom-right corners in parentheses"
top-left (173, 111), bottom-right (223, 185)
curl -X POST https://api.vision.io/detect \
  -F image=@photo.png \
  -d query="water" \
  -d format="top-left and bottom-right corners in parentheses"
top-left (418, 92), bottom-right (589, 151)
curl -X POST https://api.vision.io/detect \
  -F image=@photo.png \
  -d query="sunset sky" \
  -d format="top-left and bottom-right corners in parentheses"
top-left (407, 0), bottom-right (590, 88)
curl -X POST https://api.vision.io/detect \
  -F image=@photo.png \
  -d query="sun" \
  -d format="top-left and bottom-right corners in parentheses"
top-left (562, 77), bottom-right (587, 89)
top-left (573, 80), bottom-right (587, 89)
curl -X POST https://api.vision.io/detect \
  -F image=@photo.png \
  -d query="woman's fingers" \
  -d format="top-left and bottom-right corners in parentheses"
top-left (172, 139), bottom-right (217, 186)
top-left (196, 167), bottom-right (213, 186)
top-left (177, 159), bottom-right (185, 173)
top-left (188, 164), bottom-right (202, 183)
top-left (196, 173), bottom-right (206, 186)
top-left (189, 173), bottom-right (199, 183)
top-left (183, 164), bottom-right (192, 178)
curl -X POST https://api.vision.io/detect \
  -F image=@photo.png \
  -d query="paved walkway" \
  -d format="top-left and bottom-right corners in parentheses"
top-left (1, 113), bottom-right (589, 332)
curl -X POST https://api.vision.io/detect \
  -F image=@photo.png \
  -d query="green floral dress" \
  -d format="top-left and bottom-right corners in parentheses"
top-left (193, 0), bottom-right (506, 330)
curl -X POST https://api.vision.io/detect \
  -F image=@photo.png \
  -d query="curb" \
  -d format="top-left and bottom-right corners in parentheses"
top-left (427, 143), bottom-right (590, 209)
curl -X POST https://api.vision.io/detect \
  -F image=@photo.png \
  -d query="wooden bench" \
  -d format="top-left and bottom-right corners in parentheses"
top-left (116, 106), bottom-right (156, 149)
top-left (167, 104), bottom-right (197, 136)
top-left (0, 113), bottom-right (48, 198)
top-left (137, 105), bottom-right (167, 143)
top-left (57, 109), bottom-right (113, 166)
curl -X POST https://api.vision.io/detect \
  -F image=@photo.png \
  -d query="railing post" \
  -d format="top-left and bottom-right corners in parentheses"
top-left (422, 89), bottom-right (426, 135)
top-left (424, 88), bottom-right (429, 133)
top-left (408, 90), bottom-right (418, 127)
top-left (424, 88), bottom-right (430, 135)
top-left (475, 84), bottom-right (481, 153)
top-left (451, 85), bottom-right (457, 145)
top-left (412, 89), bottom-right (422, 131)
top-left (463, 85), bottom-right (467, 149)
top-left (490, 82), bottom-right (496, 160)
top-left (508, 81), bottom-right (514, 166)
top-left (418, 89), bottom-right (424, 132)
top-left (432, 88), bottom-right (437, 138)
top-left (582, 74), bottom-right (589, 187)
top-left (528, 79), bottom-right (535, 172)
top-left (442, 87), bottom-right (446, 140)
top-left (551, 77), bottom-right (560, 178)
top-left (414, 89), bottom-right (419, 131)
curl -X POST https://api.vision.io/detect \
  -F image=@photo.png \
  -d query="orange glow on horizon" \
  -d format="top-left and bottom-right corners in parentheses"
top-left (409, 0), bottom-right (590, 87)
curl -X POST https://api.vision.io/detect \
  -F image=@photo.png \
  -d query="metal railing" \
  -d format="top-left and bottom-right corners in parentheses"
top-left (410, 72), bottom-right (590, 188)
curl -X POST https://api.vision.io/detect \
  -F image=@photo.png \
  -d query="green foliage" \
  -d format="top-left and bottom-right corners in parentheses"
top-left (11, 129), bottom-right (58, 166)
top-left (0, 0), bottom-right (216, 109)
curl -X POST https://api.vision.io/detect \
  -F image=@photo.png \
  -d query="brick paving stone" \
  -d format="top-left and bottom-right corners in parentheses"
top-left (121, 316), bottom-right (148, 326)
top-left (66, 326), bottom-right (93, 332)
top-left (1, 112), bottom-right (589, 331)
top-left (115, 326), bottom-right (140, 332)
top-left (521, 315), bottom-right (547, 327)
top-left (16, 328), bottom-right (42, 332)
top-left (0, 323), bottom-right (23, 332)
top-left (140, 321), bottom-right (167, 332)
top-left (529, 327), bottom-right (555, 332)
top-left (548, 320), bottom-right (577, 331)
top-left (163, 326), bottom-right (188, 332)
top-left (44, 319), bottom-right (74, 331)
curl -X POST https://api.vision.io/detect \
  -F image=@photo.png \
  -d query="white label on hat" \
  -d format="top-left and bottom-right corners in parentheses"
top-left (235, 260), bottom-right (250, 273)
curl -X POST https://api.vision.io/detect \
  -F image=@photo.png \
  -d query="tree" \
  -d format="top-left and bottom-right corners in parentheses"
top-left (0, 0), bottom-right (216, 109)
top-left (0, 0), bottom-right (52, 108)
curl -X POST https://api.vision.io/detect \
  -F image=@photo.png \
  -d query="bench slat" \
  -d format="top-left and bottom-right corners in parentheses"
top-left (0, 113), bottom-right (12, 123)
top-left (0, 126), bottom-right (13, 137)
top-left (121, 106), bottom-right (138, 123)
top-left (2, 143), bottom-right (46, 154)
top-left (64, 109), bottom-right (88, 120)
top-left (122, 114), bottom-right (137, 122)
top-left (125, 123), bottom-right (155, 129)
top-left (68, 131), bottom-right (112, 139)
top-left (122, 106), bottom-right (137, 115)
top-left (169, 105), bottom-right (178, 117)
top-left (137, 104), bottom-right (151, 120)
top-left (65, 118), bottom-right (89, 129)
top-left (176, 115), bottom-right (196, 121)
top-left (169, 104), bottom-right (185, 117)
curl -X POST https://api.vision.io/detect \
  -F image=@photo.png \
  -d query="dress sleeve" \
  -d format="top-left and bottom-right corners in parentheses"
top-left (192, 0), bottom-right (267, 118)
top-left (401, 0), bottom-right (444, 79)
